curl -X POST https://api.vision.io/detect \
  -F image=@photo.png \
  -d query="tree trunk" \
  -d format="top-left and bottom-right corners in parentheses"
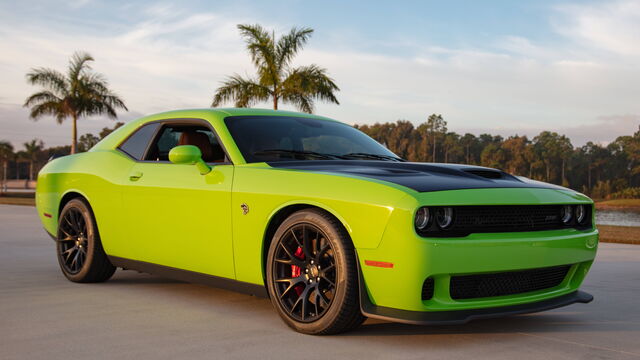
top-left (1, 161), bottom-right (6, 193)
top-left (432, 135), bottom-right (437, 162)
top-left (466, 145), bottom-right (470, 164)
top-left (588, 165), bottom-right (592, 190)
top-left (546, 163), bottom-right (550, 181)
top-left (273, 95), bottom-right (278, 110)
top-left (29, 160), bottom-right (33, 181)
top-left (71, 113), bottom-right (78, 154)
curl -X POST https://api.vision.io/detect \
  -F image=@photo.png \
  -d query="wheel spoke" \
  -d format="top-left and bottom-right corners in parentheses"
top-left (289, 229), bottom-right (302, 248)
top-left (321, 275), bottom-right (335, 287)
top-left (279, 243), bottom-right (304, 267)
top-left (317, 243), bottom-right (330, 259)
top-left (302, 225), bottom-right (314, 259)
top-left (299, 286), bottom-right (312, 320)
top-left (318, 289), bottom-right (331, 306)
top-left (64, 215), bottom-right (77, 233)
top-left (321, 264), bottom-right (335, 274)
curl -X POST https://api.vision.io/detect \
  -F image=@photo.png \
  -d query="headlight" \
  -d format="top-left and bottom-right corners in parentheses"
top-left (576, 204), bottom-right (587, 224)
top-left (415, 207), bottom-right (431, 230)
top-left (560, 205), bottom-right (572, 224)
top-left (436, 207), bottom-right (454, 229)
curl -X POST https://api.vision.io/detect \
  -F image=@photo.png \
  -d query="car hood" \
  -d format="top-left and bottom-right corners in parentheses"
top-left (267, 160), bottom-right (566, 193)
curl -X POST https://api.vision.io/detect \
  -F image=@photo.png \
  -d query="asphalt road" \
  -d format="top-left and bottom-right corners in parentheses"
top-left (1, 204), bottom-right (639, 360)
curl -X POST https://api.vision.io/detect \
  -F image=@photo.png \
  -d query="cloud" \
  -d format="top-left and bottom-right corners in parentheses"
top-left (553, 0), bottom-right (640, 58)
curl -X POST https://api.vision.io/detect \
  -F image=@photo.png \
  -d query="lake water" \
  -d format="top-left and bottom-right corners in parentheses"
top-left (596, 209), bottom-right (640, 227)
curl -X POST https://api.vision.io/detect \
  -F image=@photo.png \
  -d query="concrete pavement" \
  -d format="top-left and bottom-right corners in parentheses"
top-left (1, 204), bottom-right (639, 359)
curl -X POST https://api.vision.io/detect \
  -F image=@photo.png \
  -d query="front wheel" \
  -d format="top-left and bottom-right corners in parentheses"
top-left (266, 209), bottom-right (365, 334)
top-left (56, 198), bottom-right (115, 283)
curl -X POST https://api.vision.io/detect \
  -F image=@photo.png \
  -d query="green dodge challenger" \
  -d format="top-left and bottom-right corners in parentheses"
top-left (36, 108), bottom-right (598, 334)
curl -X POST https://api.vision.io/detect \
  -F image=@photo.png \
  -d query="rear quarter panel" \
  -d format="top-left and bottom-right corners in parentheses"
top-left (36, 150), bottom-right (134, 255)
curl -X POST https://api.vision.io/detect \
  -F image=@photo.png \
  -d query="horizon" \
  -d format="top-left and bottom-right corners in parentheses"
top-left (2, 0), bottom-right (640, 148)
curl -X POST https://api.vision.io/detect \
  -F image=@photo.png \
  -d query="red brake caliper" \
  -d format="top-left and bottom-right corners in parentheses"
top-left (291, 247), bottom-right (305, 296)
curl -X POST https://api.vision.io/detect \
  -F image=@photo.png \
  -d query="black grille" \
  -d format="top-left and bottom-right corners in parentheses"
top-left (422, 277), bottom-right (434, 300)
top-left (450, 265), bottom-right (571, 300)
top-left (418, 205), bottom-right (591, 237)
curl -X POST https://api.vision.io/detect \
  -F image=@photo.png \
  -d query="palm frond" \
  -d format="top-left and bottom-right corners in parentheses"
top-left (25, 68), bottom-right (68, 96)
top-left (237, 24), bottom-right (275, 67)
top-left (68, 51), bottom-right (94, 83)
top-left (281, 64), bottom-right (340, 113)
top-left (282, 92), bottom-right (314, 113)
top-left (276, 27), bottom-right (313, 68)
top-left (28, 101), bottom-right (68, 124)
top-left (211, 74), bottom-right (271, 108)
top-left (237, 24), bottom-right (280, 88)
top-left (23, 91), bottom-right (63, 108)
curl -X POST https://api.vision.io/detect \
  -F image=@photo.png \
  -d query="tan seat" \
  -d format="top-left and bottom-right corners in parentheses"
top-left (177, 131), bottom-right (224, 162)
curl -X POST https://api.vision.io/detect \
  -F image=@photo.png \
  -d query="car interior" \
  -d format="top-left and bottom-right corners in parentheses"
top-left (145, 125), bottom-right (226, 163)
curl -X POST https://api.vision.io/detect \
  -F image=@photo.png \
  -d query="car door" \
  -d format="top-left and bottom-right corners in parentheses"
top-left (120, 120), bottom-right (235, 279)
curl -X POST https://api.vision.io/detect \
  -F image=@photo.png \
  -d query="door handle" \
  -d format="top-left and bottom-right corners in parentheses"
top-left (129, 171), bottom-right (143, 181)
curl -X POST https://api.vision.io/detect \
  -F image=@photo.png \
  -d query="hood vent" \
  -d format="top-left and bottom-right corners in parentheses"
top-left (464, 169), bottom-right (503, 179)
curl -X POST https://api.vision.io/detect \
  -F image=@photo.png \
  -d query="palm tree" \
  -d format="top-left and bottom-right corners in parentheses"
top-left (0, 141), bottom-right (13, 193)
top-left (212, 24), bottom-right (339, 113)
top-left (23, 139), bottom-right (44, 181)
top-left (24, 52), bottom-right (128, 154)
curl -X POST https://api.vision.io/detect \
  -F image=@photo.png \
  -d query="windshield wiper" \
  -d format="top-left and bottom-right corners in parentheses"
top-left (341, 153), bottom-right (406, 162)
top-left (254, 149), bottom-right (342, 160)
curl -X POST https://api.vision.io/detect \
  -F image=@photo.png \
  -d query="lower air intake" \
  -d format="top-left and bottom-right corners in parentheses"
top-left (450, 265), bottom-right (571, 300)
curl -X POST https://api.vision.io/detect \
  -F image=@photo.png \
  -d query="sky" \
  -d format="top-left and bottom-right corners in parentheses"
top-left (1, 0), bottom-right (639, 149)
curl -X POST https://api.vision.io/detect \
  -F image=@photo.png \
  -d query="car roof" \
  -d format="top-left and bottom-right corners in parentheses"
top-left (90, 108), bottom-right (341, 152)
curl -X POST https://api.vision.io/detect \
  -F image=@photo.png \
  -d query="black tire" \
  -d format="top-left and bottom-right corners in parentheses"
top-left (56, 198), bottom-right (115, 283)
top-left (266, 209), bottom-right (365, 334)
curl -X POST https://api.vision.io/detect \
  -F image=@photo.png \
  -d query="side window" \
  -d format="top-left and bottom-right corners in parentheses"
top-left (144, 124), bottom-right (227, 163)
top-left (118, 123), bottom-right (160, 160)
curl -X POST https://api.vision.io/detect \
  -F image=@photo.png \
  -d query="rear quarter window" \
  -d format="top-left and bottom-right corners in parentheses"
top-left (118, 123), bottom-right (160, 160)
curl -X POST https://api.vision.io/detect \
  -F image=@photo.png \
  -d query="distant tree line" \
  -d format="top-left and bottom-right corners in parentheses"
top-left (356, 114), bottom-right (640, 199)
top-left (0, 122), bottom-right (122, 183)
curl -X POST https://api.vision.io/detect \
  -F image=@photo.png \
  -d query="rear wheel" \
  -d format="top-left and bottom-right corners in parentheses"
top-left (266, 209), bottom-right (365, 334)
top-left (57, 198), bottom-right (115, 283)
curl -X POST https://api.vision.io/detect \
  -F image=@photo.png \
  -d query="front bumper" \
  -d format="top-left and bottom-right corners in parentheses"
top-left (355, 188), bottom-right (598, 314)
top-left (360, 287), bottom-right (593, 325)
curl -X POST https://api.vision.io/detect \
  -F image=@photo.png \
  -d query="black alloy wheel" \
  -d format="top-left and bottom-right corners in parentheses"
top-left (56, 198), bottom-right (115, 282)
top-left (266, 209), bottom-right (365, 334)
top-left (272, 223), bottom-right (337, 322)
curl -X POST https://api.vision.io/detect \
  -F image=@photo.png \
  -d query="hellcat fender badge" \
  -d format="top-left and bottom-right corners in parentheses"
top-left (241, 203), bottom-right (249, 215)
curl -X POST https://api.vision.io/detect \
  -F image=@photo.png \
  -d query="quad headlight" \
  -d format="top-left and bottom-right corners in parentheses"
top-left (414, 207), bottom-right (431, 230)
top-left (575, 204), bottom-right (587, 225)
top-left (560, 205), bottom-right (573, 224)
top-left (414, 206), bottom-right (455, 232)
top-left (436, 207), bottom-right (454, 229)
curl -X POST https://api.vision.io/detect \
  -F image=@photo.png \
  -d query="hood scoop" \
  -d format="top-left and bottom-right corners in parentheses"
top-left (464, 169), bottom-right (504, 179)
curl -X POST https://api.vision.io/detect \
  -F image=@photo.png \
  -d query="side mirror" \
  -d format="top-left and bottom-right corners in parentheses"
top-left (168, 145), bottom-right (211, 175)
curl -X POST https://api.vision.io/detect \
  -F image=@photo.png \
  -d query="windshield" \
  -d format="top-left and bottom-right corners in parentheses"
top-left (224, 116), bottom-right (402, 163)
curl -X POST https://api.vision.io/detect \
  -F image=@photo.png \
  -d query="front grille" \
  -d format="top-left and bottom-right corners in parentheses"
top-left (417, 205), bottom-right (592, 237)
top-left (450, 265), bottom-right (571, 300)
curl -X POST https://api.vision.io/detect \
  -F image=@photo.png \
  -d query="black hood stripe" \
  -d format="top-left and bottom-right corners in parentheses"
top-left (267, 160), bottom-right (563, 193)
